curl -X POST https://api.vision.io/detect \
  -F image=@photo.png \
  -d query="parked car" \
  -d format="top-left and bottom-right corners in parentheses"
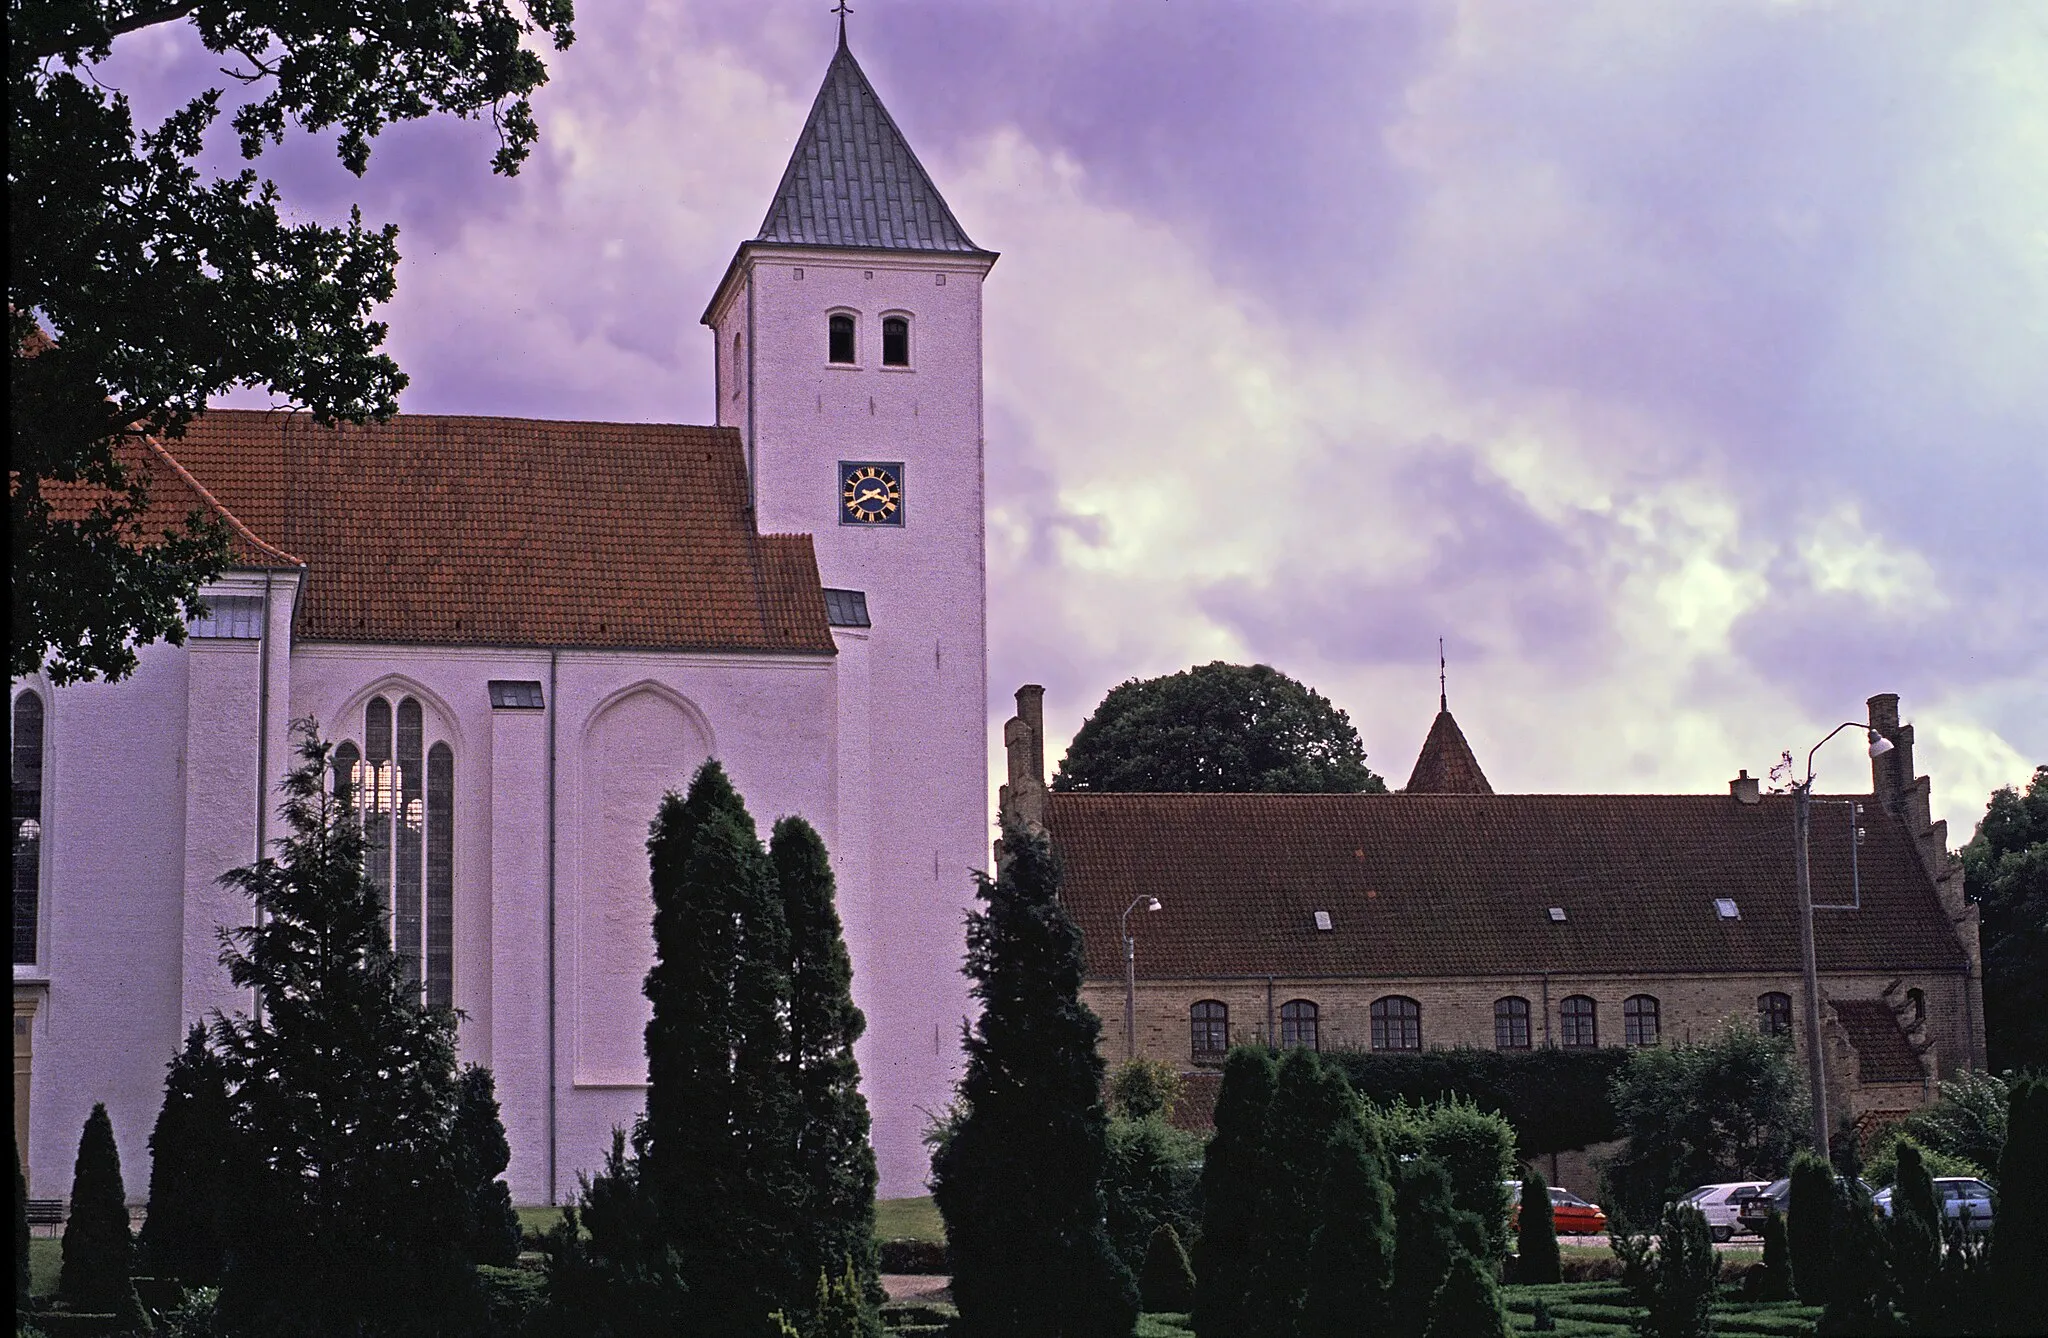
top-left (1871, 1177), bottom-right (1994, 1234)
top-left (1679, 1181), bottom-right (1771, 1243)
top-left (1737, 1175), bottom-right (1876, 1236)
top-left (1507, 1180), bottom-right (1610, 1236)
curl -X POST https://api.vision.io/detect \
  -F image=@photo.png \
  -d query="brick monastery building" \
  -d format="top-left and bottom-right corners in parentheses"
top-left (998, 685), bottom-right (1985, 1160)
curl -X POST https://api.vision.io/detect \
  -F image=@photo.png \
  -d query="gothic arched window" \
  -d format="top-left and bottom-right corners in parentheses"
top-left (1370, 996), bottom-right (1421, 1052)
top-left (1190, 1000), bottom-right (1228, 1060)
top-left (828, 313), bottom-right (857, 364)
top-left (1561, 995), bottom-right (1598, 1049)
top-left (337, 695), bottom-right (453, 1007)
top-left (1280, 999), bottom-right (1319, 1050)
top-left (882, 314), bottom-right (910, 367)
top-left (1758, 991), bottom-right (1793, 1038)
top-left (1494, 996), bottom-right (1531, 1050)
top-left (12, 690), bottom-right (45, 966)
top-left (1624, 994), bottom-right (1660, 1046)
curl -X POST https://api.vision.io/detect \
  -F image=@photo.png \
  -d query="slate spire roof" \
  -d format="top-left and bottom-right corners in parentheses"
top-left (755, 31), bottom-right (984, 253)
top-left (1405, 708), bottom-right (1495, 795)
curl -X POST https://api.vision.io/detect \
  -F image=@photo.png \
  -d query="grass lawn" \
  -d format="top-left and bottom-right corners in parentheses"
top-left (1501, 1280), bottom-right (1820, 1335)
top-left (29, 1236), bottom-right (59, 1298)
top-left (516, 1204), bottom-right (574, 1239)
top-left (876, 1195), bottom-right (945, 1243)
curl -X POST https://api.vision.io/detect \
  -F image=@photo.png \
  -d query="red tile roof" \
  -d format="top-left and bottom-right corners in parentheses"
top-left (1405, 710), bottom-right (1494, 794)
top-left (1049, 791), bottom-right (1968, 982)
top-left (37, 435), bottom-right (304, 570)
top-left (1832, 999), bottom-right (1924, 1083)
top-left (159, 410), bottom-right (835, 653)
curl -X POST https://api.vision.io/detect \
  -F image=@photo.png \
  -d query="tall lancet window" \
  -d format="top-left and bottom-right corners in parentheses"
top-left (13, 690), bottom-right (45, 965)
top-left (334, 696), bottom-right (453, 1007)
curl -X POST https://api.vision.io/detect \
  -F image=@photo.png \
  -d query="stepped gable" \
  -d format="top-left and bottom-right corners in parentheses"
top-left (1831, 999), bottom-right (1924, 1083)
top-left (1048, 790), bottom-right (1970, 982)
top-left (754, 31), bottom-right (985, 253)
top-left (163, 409), bottom-right (835, 654)
top-left (1405, 708), bottom-right (1494, 795)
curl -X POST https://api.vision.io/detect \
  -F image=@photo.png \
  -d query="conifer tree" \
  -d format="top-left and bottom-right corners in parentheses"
top-left (1884, 1140), bottom-right (1941, 1322)
top-left (1140, 1224), bottom-right (1196, 1314)
top-left (773, 815), bottom-right (881, 1306)
top-left (140, 1024), bottom-right (235, 1285)
top-left (1387, 1159), bottom-right (1484, 1338)
top-left (1423, 1252), bottom-right (1509, 1338)
top-left (210, 723), bottom-right (482, 1336)
top-left (1302, 1112), bottom-right (1396, 1338)
top-left (1515, 1164), bottom-right (1561, 1285)
top-left (1244, 1048), bottom-right (1355, 1336)
top-left (1193, 1046), bottom-right (1277, 1338)
top-left (930, 822), bottom-right (1138, 1338)
top-left (57, 1102), bottom-right (147, 1328)
top-left (454, 1065), bottom-right (522, 1266)
top-left (1994, 1074), bottom-right (2048, 1333)
top-left (1758, 1208), bottom-right (1793, 1301)
top-left (1787, 1150), bottom-right (1834, 1306)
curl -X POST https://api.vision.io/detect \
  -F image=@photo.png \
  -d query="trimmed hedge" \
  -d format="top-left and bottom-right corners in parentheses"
top-left (1324, 1047), bottom-right (1629, 1155)
top-left (876, 1238), bottom-right (949, 1274)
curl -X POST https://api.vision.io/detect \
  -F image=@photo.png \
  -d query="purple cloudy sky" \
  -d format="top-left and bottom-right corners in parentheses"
top-left (101, 1), bottom-right (2044, 834)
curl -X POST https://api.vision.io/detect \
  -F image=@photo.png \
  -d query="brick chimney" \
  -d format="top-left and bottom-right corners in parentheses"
top-left (1730, 769), bottom-right (1761, 805)
top-left (996, 684), bottom-right (1049, 845)
top-left (1867, 692), bottom-right (1915, 815)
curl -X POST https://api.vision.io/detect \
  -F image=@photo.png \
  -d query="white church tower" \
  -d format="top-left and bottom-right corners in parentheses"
top-left (702, 28), bottom-right (995, 1195)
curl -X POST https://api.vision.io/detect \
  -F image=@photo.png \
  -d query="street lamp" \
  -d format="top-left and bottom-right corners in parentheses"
top-left (1122, 894), bottom-right (1162, 1061)
top-left (1792, 722), bottom-right (1894, 1158)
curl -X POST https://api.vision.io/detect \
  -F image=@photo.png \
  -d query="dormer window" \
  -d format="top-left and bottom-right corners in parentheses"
top-left (882, 315), bottom-right (910, 366)
top-left (828, 313), bottom-right (857, 364)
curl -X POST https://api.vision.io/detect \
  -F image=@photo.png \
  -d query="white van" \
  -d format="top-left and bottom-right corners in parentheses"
top-left (1679, 1181), bottom-right (1771, 1242)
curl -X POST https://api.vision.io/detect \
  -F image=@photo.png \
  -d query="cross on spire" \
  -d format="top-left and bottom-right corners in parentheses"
top-left (832, 0), bottom-right (852, 47)
top-left (1439, 637), bottom-right (1448, 713)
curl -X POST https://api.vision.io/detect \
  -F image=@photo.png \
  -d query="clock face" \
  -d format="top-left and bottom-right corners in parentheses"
top-left (840, 461), bottom-right (904, 526)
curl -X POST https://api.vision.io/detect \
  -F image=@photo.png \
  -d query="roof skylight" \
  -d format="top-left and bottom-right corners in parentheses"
top-left (1715, 898), bottom-right (1741, 920)
top-left (1548, 907), bottom-right (1568, 923)
top-left (1313, 910), bottom-right (1333, 932)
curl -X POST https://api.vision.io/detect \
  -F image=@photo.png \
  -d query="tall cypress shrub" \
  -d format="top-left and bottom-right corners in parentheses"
top-left (1387, 1159), bottom-right (1484, 1338)
top-left (1193, 1046), bottom-right (1277, 1338)
top-left (1758, 1208), bottom-right (1792, 1301)
top-left (453, 1065), bottom-right (522, 1266)
top-left (1885, 1140), bottom-right (1941, 1322)
top-left (1787, 1150), bottom-right (1834, 1306)
top-left (930, 822), bottom-right (1137, 1338)
top-left (57, 1103), bottom-right (146, 1328)
top-left (140, 1024), bottom-right (235, 1285)
top-left (1302, 1112), bottom-right (1395, 1338)
top-left (211, 725), bottom-right (480, 1337)
top-left (1423, 1252), bottom-right (1508, 1338)
top-left (773, 816), bottom-right (881, 1308)
top-left (1244, 1048), bottom-right (1355, 1337)
top-left (1994, 1074), bottom-right (2048, 1333)
top-left (1139, 1224), bottom-right (1196, 1314)
top-left (1516, 1164), bottom-right (1561, 1285)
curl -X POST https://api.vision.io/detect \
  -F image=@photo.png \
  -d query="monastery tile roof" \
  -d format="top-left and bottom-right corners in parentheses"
top-left (37, 435), bottom-right (305, 570)
top-left (1405, 709), bottom-right (1494, 794)
top-left (755, 35), bottom-right (984, 254)
top-left (1049, 792), bottom-right (1969, 982)
top-left (162, 410), bottom-right (835, 654)
top-left (1832, 999), bottom-right (1925, 1083)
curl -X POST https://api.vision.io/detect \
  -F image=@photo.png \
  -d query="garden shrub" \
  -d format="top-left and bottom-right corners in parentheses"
top-left (875, 1239), bottom-right (948, 1274)
top-left (1517, 1164), bottom-right (1562, 1285)
top-left (1897, 1069), bottom-right (2009, 1184)
top-left (1422, 1252), bottom-right (1508, 1338)
top-left (1193, 1046), bottom-right (1276, 1338)
top-left (1376, 1096), bottom-right (1516, 1259)
top-left (1103, 1110), bottom-right (1203, 1276)
top-left (479, 1264), bottom-right (548, 1333)
top-left (1994, 1073), bottom-right (2048, 1333)
top-left (1302, 1115), bottom-right (1394, 1338)
top-left (1864, 1127), bottom-right (1985, 1189)
top-left (1818, 1171), bottom-right (1891, 1332)
top-left (1109, 1058), bottom-right (1186, 1123)
top-left (1244, 1048), bottom-right (1358, 1333)
top-left (1787, 1151), bottom-right (1834, 1306)
top-left (1757, 1207), bottom-right (1793, 1301)
top-left (56, 1104), bottom-right (147, 1333)
top-left (1613, 1202), bottom-right (1715, 1338)
top-left (1386, 1158), bottom-right (1484, 1338)
top-left (1139, 1224), bottom-right (1196, 1313)
top-left (1883, 1141), bottom-right (1941, 1323)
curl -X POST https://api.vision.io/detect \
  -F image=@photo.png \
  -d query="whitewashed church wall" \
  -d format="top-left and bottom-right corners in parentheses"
top-left (19, 643), bottom-right (193, 1199)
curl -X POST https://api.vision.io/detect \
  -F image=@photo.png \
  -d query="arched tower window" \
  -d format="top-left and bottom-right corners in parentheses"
top-left (1190, 1000), bottom-right (1228, 1060)
top-left (1370, 996), bottom-right (1421, 1052)
top-left (1279, 999), bottom-right (1319, 1050)
top-left (1494, 996), bottom-right (1531, 1050)
top-left (1560, 995), bottom-right (1598, 1049)
top-left (882, 314), bottom-right (910, 367)
top-left (336, 696), bottom-right (453, 1007)
top-left (828, 313), bottom-right (857, 364)
top-left (1624, 994), bottom-right (1660, 1046)
top-left (12, 690), bottom-right (45, 965)
top-left (1758, 991), bottom-right (1793, 1038)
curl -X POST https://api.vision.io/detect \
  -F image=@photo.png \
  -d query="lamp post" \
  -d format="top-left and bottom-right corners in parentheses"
top-left (1122, 894), bottom-right (1162, 1061)
top-left (1792, 721), bottom-right (1894, 1158)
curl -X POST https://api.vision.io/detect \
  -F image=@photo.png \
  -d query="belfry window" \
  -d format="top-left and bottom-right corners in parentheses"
top-left (12, 691), bottom-right (45, 965)
top-left (334, 695), bottom-right (454, 1007)
top-left (828, 313), bottom-right (857, 364)
top-left (882, 315), bottom-right (910, 366)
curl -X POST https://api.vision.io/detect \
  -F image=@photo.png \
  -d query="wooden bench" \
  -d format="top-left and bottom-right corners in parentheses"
top-left (25, 1199), bottom-right (65, 1234)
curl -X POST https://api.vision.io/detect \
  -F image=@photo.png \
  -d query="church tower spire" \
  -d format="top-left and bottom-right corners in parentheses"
top-left (1406, 643), bottom-right (1494, 795)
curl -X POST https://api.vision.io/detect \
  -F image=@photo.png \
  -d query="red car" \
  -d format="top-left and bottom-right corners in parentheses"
top-left (1508, 1181), bottom-right (1610, 1236)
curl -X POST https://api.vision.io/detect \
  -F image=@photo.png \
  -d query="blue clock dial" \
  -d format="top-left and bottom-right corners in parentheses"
top-left (840, 462), bottom-right (904, 525)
